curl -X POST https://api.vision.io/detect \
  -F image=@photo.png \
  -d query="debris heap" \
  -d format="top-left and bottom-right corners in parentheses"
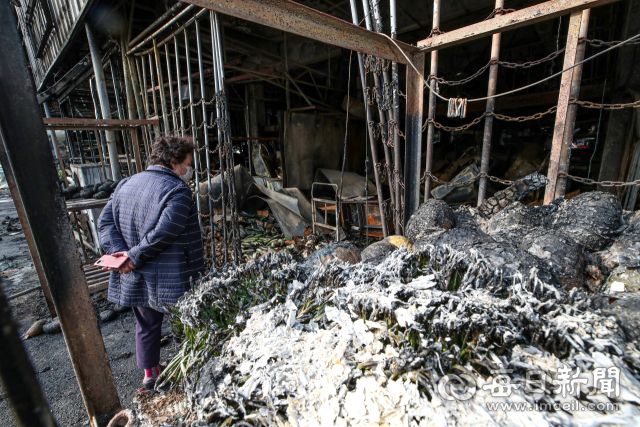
top-left (131, 185), bottom-right (640, 427)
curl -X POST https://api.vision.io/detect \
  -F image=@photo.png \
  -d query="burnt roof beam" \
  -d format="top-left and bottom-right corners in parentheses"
top-left (417, 0), bottom-right (620, 52)
top-left (179, 0), bottom-right (418, 64)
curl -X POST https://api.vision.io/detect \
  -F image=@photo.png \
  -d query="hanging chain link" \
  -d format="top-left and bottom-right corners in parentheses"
top-left (484, 7), bottom-right (516, 20)
top-left (573, 99), bottom-right (640, 110)
top-left (559, 172), bottom-right (640, 187)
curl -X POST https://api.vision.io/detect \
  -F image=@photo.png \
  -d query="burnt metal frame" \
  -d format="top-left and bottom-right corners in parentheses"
top-left (171, 0), bottom-right (615, 225)
top-left (42, 118), bottom-right (159, 174)
top-left (311, 182), bottom-right (340, 242)
top-left (123, 0), bottom-right (619, 235)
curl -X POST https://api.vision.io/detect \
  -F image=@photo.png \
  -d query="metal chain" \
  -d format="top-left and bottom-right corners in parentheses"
top-left (484, 7), bottom-right (516, 20)
top-left (584, 38), bottom-right (640, 47)
top-left (420, 171), bottom-right (513, 187)
top-left (559, 172), bottom-right (640, 187)
top-left (493, 105), bottom-right (559, 121)
top-left (422, 104), bottom-right (560, 132)
top-left (426, 28), bottom-right (444, 39)
top-left (423, 114), bottom-right (487, 132)
top-left (573, 99), bottom-right (640, 110)
top-left (429, 61), bottom-right (493, 86)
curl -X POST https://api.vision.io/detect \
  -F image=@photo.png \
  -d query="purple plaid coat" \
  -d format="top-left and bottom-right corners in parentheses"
top-left (98, 166), bottom-right (204, 309)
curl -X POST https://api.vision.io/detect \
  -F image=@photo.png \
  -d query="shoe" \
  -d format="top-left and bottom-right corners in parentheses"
top-left (141, 362), bottom-right (167, 390)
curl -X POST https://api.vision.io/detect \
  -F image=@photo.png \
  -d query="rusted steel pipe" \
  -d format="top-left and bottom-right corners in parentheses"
top-left (212, 11), bottom-right (242, 262)
top-left (424, 0), bottom-right (441, 201)
top-left (417, 0), bottom-right (618, 52)
top-left (349, 0), bottom-right (388, 237)
top-left (43, 101), bottom-right (67, 184)
top-left (131, 9), bottom-right (209, 57)
top-left (164, 42), bottom-right (179, 131)
top-left (544, 10), bottom-right (583, 204)
top-left (0, 7), bottom-right (122, 425)
top-left (555, 9), bottom-right (591, 198)
top-left (390, 0), bottom-right (403, 233)
top-left (196, 18), bottom-right (218, 263)
top-left (129, 2), bottom-right (191, 49)
top-left (127, 4), bottom-right (197, 54)
top-left (184, 28), bottom-right (204, 229)
top-left (174, 36), bottom-right (186, 136)
top-left (153, 39), bottom-right (170, 133)
top-left (477, 0), bottom-right (504, 206)
top-left (404, 53), bottom-right (426, 227)
top-left (130, 56), bottom-right (153, 155)
top-left (361, 0), bottom-right (396, 212)
top-left (148, 53), bottom-right (159, 124)
top-left (86, 23), bottom-right (122, 181)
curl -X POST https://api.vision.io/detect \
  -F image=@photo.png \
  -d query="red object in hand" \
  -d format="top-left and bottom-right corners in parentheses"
top-left (94, 254), bottom-right (128, 269)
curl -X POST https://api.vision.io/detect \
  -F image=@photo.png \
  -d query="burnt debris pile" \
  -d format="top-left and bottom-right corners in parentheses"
top-left (133, 184), bottom-right (640, 426)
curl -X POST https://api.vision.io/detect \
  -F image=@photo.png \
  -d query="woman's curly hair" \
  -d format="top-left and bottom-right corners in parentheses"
top-left (148, 136), bottom-right (195, 168)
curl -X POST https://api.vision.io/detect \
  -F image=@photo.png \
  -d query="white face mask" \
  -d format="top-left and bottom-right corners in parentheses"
top-left (179, 163), bottom-right (193, 183)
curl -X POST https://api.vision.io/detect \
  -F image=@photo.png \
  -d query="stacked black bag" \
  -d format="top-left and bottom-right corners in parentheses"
top-left (61, 179), bottom-right (120, 200)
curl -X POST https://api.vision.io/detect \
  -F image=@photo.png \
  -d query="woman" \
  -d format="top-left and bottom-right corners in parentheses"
top-left (98, 135), bottom-right (204, 389)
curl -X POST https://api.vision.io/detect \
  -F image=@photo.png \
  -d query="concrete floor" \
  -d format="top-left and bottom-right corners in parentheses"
top-left (0, 189), bottom-right (178, 426)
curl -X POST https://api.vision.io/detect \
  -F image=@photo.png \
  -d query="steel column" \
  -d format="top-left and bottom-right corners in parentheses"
top-left (129, 56), bottom-right (153, 157)
top-left (0, 134), bottom-right (56, 317)
top-left (148, 54), bottom-right (159, 124)
top-left (361, 0), bottom-right (396, 209)
top-left (424, 0), bottom-right (441, 201)
top-left (212, 12), bottom-right (240, 261)
top-left (86, 23), bottom-right (122, 181)
top-left (477, 0), bottom-right (504, 206)
top-left (544, 10), bottom-right (583, 204)
top-left (196, 18), bottom-right (218, 264)
top-left (110, 61), bottom-right (133, 175)
top-left (555, 9), bottom-right (591, 198)
top-left (89, 78), bottom-right (109, 178)
top-left (165, 42), bottom-right (179, 131)
top-left (174, 36), bottom-right (186, 136)
top-left (0, 6), bottom-right (122, 425)
top-left (390, 0), bottom-right (403, 233)
top-left (185, 28), bottom-right (204, 229)
top-left (153, 39), bottom-right (171, 133)
top-left (349, 0), bottom-right (388, 237)
top-left (43, 102), bottom-right (66, 180)
top-left (404, 53), bottom-right (425, 226)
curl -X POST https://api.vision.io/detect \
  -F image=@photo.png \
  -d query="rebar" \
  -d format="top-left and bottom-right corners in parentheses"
top-left (196, 18), bottom-right (217, 264)
top-left (185, 28), bottom-right (204, 229)
top-left (212, 11), bottom-right (241, 262)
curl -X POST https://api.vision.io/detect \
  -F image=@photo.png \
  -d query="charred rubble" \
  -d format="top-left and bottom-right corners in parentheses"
top-left (126, 177), bottom-right (640, 426)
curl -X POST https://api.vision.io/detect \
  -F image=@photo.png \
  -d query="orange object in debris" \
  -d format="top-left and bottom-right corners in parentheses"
top-left (257, 209), bottom-right (269, 217)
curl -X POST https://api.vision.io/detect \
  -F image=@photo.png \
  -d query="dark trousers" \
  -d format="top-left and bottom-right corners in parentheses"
top-left (132, 307), bottom-right (164, 369)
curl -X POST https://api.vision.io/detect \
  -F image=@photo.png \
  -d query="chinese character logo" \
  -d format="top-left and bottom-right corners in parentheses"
top-left (437, 373), bottom-right (477, 401)
top-left (482, 366), bottom-right (521, 397)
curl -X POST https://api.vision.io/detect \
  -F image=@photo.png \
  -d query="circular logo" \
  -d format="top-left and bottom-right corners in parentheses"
top-left (437, 373), bottom-right (477, 401)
